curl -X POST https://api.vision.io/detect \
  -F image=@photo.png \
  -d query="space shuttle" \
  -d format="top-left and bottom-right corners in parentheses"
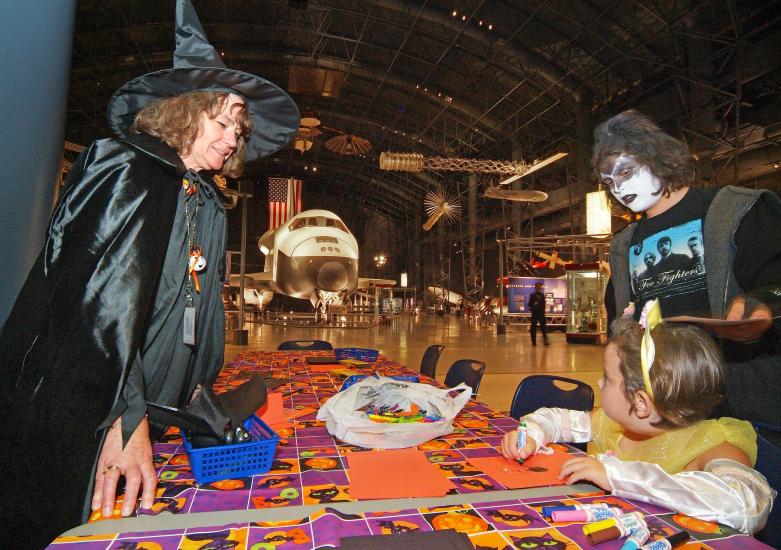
top-left (230, 209), bottom-right (394, 308)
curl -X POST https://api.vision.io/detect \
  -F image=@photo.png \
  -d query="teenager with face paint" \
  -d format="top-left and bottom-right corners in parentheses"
top-left (594, 110), bottom-right (781, 449)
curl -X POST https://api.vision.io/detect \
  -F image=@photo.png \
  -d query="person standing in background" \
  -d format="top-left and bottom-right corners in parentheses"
top-left (528, 282), bottom-right (549, 346)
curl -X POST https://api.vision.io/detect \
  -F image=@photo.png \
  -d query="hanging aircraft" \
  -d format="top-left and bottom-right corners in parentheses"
top-left (229, 209), bottom-right (395, 308)
top-left (483, 187), bottom-right (548, 202)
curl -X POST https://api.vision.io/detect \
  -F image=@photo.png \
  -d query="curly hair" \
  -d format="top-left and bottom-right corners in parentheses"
top-left (608, 316), bottom-right (724, 429)
top-left (132, 91), bottom-right (252, 178)
top-left (592, 110), bottom-right (695, 196)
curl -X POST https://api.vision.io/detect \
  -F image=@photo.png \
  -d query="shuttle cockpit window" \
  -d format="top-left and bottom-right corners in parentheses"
top-left (307, 217), bottom-right (319, 227)
top-left (325, 218), bottom-right (350, 232)
top-left (289, 218), bottom-right (307, 231)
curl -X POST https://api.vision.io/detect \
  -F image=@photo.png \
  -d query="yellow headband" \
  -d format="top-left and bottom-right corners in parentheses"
top-left (639, 299), bottom-right (662, 399)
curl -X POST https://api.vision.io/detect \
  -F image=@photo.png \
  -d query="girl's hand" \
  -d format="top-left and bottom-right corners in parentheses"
top-left (558, 455), bottom-right (610, 490)
top-left (500, 428), bottom-right (536, 461)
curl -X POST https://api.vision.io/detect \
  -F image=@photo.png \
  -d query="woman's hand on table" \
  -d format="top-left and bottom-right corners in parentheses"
top-left (500, 429), bottom-right (536, 461)
top-left (558, 455), bottom-right (609, 490)
top-left (92, 416), bottom-right (157, 518)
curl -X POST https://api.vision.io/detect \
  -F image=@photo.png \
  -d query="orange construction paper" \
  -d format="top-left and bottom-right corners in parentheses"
top-left (347, 448), bottom-right (457, 499)
top-left (309, 364), bottom-right (344, 372)
top-left (466, 452), bottom-right (571, 489)
top-left (256, 392), bottom-right (286, 425)
top-left (267, 420), bottom-right (293, 431)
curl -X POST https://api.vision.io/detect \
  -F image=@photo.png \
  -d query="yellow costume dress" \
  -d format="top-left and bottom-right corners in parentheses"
top-left (587, 408), bottom-right (757, 473)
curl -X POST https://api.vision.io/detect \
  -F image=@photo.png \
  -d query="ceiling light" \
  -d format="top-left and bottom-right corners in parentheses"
top-left (452, 10), bottom-right (457, 16)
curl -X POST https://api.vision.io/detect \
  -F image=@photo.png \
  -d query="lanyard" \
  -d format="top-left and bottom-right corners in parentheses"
top-left (183, 176), bottom-right (206, 307)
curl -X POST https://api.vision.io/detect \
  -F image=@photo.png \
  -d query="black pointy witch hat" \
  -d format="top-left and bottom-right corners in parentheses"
top-left (146, 374), bottom-right (285, 447)
top-left (107, 0), bottom-right (300, 161)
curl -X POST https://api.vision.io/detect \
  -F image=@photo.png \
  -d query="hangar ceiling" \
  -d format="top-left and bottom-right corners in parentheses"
top-left (68, 0), bottom-right (781, 231)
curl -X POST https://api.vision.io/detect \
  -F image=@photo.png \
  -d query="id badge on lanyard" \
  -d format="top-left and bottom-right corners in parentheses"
top-left (183, 304), bottom-right (196, 345)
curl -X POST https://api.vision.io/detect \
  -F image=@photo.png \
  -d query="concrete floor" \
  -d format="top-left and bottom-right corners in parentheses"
top-left (225, 313), bottom-right (606, 413)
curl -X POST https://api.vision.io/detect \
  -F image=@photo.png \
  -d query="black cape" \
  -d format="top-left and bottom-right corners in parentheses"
top-left (0, 133), bottom-right (226, 547)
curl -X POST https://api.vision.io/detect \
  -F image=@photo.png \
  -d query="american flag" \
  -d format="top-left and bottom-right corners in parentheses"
top-left (268, 177), bottom-right (302, 230)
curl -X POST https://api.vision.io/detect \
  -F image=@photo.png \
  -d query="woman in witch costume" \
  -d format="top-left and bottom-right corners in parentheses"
top-left (0, 1), bottom-right (299, 546)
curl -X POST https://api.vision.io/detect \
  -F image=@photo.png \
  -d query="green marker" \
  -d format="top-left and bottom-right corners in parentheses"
top-left (517, 421), bottom-right (527, 464)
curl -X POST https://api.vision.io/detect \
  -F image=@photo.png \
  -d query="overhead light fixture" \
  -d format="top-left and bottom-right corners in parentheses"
top-left (586, 190), bottom-right (611, 236)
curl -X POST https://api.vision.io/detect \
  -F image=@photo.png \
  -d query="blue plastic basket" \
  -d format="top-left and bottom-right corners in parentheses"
top-left (334, 347), bottom-right (380, 362)
top-left (340, 374), bottom-right (420, 391)
top-left (181, 415), bottom-right (279, 484)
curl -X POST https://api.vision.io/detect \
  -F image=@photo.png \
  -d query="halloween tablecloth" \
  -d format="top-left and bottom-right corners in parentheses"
top-left (50, 351), bottom-right (771, 549)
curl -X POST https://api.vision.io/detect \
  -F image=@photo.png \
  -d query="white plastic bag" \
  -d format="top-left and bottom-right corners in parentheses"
top-left (316, 375), bottom-right (472, 449)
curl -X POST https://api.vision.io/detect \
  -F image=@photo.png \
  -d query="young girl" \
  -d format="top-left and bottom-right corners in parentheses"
top-left (500, 301), bottom-right (775, 534)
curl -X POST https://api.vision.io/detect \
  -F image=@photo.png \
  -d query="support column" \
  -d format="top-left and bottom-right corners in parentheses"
top-left (414, 208), bottom-right (423, 295)
top-left (467, 173), bottom-right (477, 294)
top-left (510, 138), bottom-right (524, 235)
top-left (575, 104), bottom-right (593, 233)
top-left (0, 1), bottom-right (76, 325)
top-left (684, 23), bottom-right (717, 183)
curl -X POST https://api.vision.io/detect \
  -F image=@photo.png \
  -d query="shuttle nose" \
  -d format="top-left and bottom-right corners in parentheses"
top-left (317, 261), bottom-right (349, 291)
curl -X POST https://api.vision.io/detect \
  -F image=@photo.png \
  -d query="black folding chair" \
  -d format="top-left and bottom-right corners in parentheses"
top-left (509, 375), bottom-right (594, 451)
top-left (277, 340), bottom-right (333, 351)
top-left (444, 359), bottom-right (486, 398)
top-left (420, 344), bottom-right (444, 379)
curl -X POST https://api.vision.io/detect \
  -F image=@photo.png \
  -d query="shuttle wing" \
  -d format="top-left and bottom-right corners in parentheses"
top-left (228, 271), bottom-right (274, 291)
top-left (357, 278), bottom-right (397, 289)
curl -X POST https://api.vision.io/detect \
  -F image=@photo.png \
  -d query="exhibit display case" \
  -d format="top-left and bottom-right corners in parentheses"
top-left (565, 263), bottom-right (607, 344)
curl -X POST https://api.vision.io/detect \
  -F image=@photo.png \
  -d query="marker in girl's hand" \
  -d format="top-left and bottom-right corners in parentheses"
top-left (517, 421), bottom-right (527, 463)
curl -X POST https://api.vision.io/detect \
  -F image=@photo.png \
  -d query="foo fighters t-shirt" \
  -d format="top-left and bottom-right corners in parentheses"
top-left (628, 187), bottom-right (718, 318)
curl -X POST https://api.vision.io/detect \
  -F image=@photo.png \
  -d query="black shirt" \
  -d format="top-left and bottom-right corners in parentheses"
top-left (627, 188), bottom-right (714, 318)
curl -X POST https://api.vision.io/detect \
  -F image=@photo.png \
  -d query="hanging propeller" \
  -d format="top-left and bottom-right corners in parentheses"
top-left (422, 189), bottom-right (462, 231)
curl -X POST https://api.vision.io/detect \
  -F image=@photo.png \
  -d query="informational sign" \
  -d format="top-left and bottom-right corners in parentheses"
top-left (507, 277), bottom-right (566, 314)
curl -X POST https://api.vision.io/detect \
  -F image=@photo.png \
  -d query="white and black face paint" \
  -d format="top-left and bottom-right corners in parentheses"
top-left (599, 154), bottom-right (662, 213)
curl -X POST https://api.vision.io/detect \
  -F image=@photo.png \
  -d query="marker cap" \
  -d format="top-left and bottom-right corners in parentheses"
top-left (542, 505), bottom-right (574, 518)
top-left (667, 531), bottom-right (690, 548)
top-left (551, 509), bottom-right (586, 522)
top-left (587, 525), bottom-right (622, 545)
top-left (583, 517), bottom-right (617, 535)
